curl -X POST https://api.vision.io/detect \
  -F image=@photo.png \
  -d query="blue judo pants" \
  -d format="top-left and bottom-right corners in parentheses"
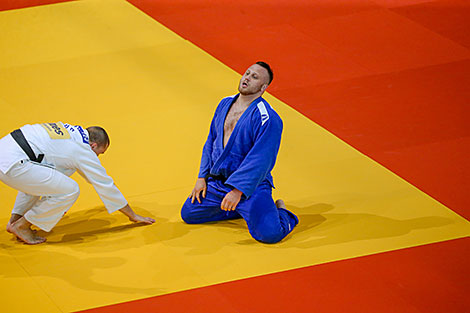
top-left (181, 177), bottom-right (298, 243)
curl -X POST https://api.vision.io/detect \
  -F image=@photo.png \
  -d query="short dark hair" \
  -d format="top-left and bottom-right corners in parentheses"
top-left (86, 126), bottom-right (110, 147)
top-left (256, 61), bottom-right (273, 84)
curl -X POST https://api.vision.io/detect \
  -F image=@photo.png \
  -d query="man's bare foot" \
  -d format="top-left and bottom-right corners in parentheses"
top-left (7, 217), bottom-right (37, 241)
top-left (6, 214), bottom-right (23, 233)
top-left (275, 199), bottom-right (286, 209)
top-left (6, 217), bottom-right (46, 245)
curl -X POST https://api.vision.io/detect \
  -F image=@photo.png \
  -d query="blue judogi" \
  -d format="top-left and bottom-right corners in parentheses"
top-left (181, 94), bottom-right (298, 243)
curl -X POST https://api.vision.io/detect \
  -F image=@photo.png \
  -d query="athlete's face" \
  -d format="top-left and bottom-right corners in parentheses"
top-left (90, 142), bottom-right (108, 156)
top-left (238, 64), bottom-right (270, 95)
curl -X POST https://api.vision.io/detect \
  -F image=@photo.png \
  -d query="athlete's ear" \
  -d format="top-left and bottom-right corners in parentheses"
top-left (89, 142), bottom-right (97, 149)
top-left (261, 83), bottom-right (268, 92)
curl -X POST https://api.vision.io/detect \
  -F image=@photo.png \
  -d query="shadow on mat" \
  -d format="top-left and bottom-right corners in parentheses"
top-left (235, 202), bottom-right (331, 246)
top-left (6, 202), bottom-right (456, 253)
top-left (160, 203), bottom-right (333, 253)
top-left (32, 206), bottom-right (164, 250)
top-left (265, 203), bottom-right (455, 249)
top-left (0, 250), bottom-right (162, 295)
top-left (224, 201), bottom-right (455, 249)
top-left (0, 207), bottom-right (163, 294)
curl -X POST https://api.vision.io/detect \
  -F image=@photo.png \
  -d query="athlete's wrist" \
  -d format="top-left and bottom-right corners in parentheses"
top-left (231, 188), bottom-right (243, 196)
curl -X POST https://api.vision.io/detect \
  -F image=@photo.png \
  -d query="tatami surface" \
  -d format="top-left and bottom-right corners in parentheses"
top-left (0, 1), bottom-right (469, 312)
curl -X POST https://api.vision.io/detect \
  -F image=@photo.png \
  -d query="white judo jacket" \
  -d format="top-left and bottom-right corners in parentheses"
top-left (0, 122), bottom-right (127, 213)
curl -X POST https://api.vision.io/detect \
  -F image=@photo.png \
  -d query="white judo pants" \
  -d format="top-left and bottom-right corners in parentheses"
top-left (0, 159), bottom-right (79, 231)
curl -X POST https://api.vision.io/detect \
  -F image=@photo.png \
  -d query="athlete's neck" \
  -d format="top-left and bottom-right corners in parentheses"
top-left (238, 92), bottom-right (263, 107)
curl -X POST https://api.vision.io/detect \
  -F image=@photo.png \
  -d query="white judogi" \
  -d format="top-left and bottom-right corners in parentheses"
top-left (0, 122), bottom-right (127, 231)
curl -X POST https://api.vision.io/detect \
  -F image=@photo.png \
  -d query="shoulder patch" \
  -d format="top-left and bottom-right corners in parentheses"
top-left (76, 126), bottom-right (89, 144)
top-left (63, 123), bottom-right (89, 144)
top-left (257, 102), bottom-right (270, 126)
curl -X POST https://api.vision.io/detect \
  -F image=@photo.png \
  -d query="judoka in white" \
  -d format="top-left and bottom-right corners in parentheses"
top-left (182, 62), bottom-right (298, 243)
top-left (0, 123), bottom-right (155, 244)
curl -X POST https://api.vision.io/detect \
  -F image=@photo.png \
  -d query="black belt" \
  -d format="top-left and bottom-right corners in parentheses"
top-left (10, 129), bottom-right (44, 163)
top-left (206, 174), bottom-right (226, 183)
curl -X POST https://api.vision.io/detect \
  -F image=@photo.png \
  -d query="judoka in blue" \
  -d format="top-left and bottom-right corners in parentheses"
top-left (181, 62), bottom-right (298, 243)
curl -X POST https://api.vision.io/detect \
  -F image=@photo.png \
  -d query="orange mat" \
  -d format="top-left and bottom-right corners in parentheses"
top-left (78, 237), bottom-right (470, 313)
top-left (128, 0), bottom-right (470, 218)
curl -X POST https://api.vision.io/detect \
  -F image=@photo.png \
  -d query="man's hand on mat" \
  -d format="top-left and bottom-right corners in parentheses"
top-left (119, 204), bottom-right (155, 224)
top-left (190, 178), bottom-right (207, 204)
top-left (129, 214), bottom-right (155, 224)
top-left (221, 189), bottom-right (242, 211)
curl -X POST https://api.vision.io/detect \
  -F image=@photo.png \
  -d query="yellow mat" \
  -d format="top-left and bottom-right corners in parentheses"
top-left (0, 1), bottom-right (468, 312)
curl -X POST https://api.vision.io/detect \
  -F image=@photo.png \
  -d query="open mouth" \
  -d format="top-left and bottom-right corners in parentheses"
top-left (242, 82), bottom-right (248, 87)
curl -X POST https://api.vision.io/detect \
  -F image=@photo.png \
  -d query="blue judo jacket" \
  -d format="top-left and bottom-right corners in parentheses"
top-left (198, 94), bottom-right (283, 198)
